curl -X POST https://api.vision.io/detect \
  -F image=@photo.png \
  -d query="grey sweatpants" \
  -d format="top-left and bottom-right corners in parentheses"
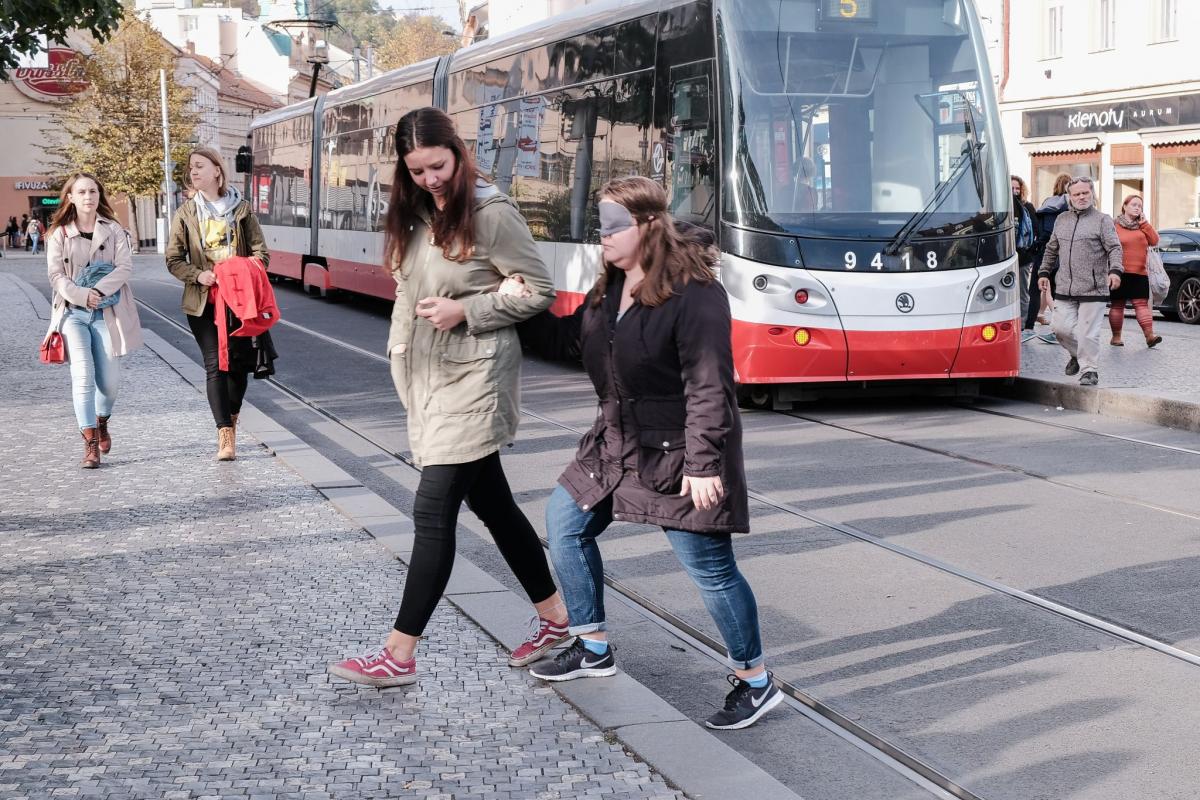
top-left (1051, 299), bottom-right (1106, 375)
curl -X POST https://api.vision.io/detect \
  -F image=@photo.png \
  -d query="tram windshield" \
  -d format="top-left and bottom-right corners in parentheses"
top-left (717, 0), bottom-right (1010, 240)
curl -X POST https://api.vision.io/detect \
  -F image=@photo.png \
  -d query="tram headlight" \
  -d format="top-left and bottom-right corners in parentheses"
top-left (753, 275), bottom-right (769, 292)
top-left (981, 324), bottom-right (998, 342)
top-left (793, 328), bottom-right (811, 346)
top-left (1000, 272), bottom-right (1015, 288)
top-left (981, 286), bottom-right (997, 302)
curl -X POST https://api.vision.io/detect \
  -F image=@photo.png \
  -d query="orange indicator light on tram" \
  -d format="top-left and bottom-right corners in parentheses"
top-left (981, 324), bottom-right (998, 342)
top-left (794, 328), bottom-right (811, 346)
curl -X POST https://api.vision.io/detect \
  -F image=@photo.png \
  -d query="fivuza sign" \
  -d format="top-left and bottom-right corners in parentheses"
top-left (15, 181), bottom-right (52, 190)
top-left (1023, 94), bottom-right (1200, 138)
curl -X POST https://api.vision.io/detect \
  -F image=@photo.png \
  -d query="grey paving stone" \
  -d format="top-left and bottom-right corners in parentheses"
top-left (0, 273), bottom-right (687, 800)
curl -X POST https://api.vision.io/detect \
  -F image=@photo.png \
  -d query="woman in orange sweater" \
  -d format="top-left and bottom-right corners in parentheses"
top-left (1109, 194), bottom-right (1162, 347)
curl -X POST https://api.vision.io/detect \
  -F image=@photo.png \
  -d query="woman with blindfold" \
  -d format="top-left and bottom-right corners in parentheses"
top-left (513, 176), bottom-right (781, 731)
top-left (328, 107), bottom-right (573, 689)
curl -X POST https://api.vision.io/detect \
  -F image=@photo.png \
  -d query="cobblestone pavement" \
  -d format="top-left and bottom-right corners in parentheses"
top-left (0, 274), bottom-right (685, 800)
top-left (1019, 315), bottom-right (1200, 400)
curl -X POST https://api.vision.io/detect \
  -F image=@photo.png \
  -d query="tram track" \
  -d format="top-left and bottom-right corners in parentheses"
top-left (133, 293), bottom-right (1200, 800)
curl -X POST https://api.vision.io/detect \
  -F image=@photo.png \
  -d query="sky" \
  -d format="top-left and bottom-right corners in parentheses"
top-left (382, 0), bottom-right (464, 28)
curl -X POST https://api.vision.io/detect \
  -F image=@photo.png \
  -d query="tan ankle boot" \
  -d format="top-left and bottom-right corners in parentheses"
top-left (216, 426), bottom-right (236, 461)
top-left (96, 415), bottom-right (112, 454)
top-left (81, 428), bottom-right (100, 469)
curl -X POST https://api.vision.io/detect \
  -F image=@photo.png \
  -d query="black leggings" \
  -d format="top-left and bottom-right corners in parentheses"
top-left (186, 303), bottom-right (249, 429)
top-left (394, 451), bottom-right (557, 636)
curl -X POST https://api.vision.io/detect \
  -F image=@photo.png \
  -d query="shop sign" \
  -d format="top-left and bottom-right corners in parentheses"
top-left (1023, 93), bottom-right (1200, 138)
top-left (12, 48), bottom-right (89, 104)
top-left (15, 181), bottom-right (52, 190)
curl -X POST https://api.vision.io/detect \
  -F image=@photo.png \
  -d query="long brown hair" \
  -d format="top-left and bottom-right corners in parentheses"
top-left (384, 107), bottom-right (482, 272)
top-left (1052, 173), bottom-right (1073, 196)
top-left (591, 176), bottom-right (716, 307)
top-left (1010, 174), bottom-right (1028, 201)
top-left (49, 172), bottom-right (119, 235)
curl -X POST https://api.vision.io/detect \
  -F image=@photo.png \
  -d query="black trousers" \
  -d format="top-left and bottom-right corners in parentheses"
top-left (186, 303), bottom-right (249, 429)
top-left (394, 451), bottom-right (557, 636)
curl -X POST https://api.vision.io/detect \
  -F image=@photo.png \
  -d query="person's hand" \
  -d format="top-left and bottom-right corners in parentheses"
top-left (85, 289), bottom-right (101, 310)
top-left (1037, 277), bottom-right (1050, 293)
top-left (1108, 273), bottom-right (1121, 291)
top-left (680, 475), bottom-right (724, 511)
top-left (196, 269), bottom-right (216, 286)
top-left (497, 274), bottom-right (532, 298)
top-left (415, 297), bottom-right (466, 331)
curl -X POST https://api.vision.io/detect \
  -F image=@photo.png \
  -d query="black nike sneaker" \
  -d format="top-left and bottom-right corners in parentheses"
top-left (528, 639), bottom-right (616, 682)
top-left (705, 673), bottom-right (784, 730)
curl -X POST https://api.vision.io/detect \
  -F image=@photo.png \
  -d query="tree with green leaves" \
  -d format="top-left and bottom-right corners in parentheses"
top-left (0, 0), bottom-right (123, 79)
top-left (45, 12), bottom-right (198, 249)
top-left (374, 14), bottom-right (457, 72)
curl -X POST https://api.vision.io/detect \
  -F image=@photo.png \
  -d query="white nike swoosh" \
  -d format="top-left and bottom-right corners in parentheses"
top-left (750, 688), bottom-right (772, 708)
top-left (580, 655), bottom-right (609, 668)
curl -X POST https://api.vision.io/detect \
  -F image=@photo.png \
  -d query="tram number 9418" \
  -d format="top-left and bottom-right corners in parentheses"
top-left (843, 251), bottom-right (939, 271)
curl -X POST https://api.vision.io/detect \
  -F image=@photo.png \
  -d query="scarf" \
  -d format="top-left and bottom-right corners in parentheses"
top-left (1115, 214), bottom-right (1142, 231)
top-left (195, 186), bottom-right (243, 264)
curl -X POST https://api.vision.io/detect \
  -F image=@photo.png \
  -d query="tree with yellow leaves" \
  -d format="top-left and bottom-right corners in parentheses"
top-left (45, 11), bottom-right (198, 247)
top-left (373, 15), bottom-right (459, 72)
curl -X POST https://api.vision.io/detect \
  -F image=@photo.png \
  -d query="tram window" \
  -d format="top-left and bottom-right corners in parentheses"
top-left (667, 62), bottom-right (716, 229)
top-left (610, 72), bottom-right (654, 178)
top-left (615, 16), bottom-right (657, 73)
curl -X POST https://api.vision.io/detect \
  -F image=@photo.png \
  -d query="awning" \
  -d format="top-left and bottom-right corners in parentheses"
top-left (1020, 135), bottom-right (1102, 156)
top-left (1139, 126), bottom-right (1200, 147)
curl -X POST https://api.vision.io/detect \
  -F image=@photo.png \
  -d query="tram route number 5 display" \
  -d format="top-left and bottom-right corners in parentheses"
top-left (821, 0), bottom-right (876, 22)
top-left (844, 250), bottom-right (940, 271)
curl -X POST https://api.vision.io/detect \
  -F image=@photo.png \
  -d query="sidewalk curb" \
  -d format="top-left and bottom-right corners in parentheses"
top-left (21, 273), bottom-right (801, 800)
top-left (993, 376), bottom-right (1200, 433)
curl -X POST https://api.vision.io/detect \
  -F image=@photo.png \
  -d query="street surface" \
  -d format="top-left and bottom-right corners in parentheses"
top-left (6, 251), bottom-right (1200, 799)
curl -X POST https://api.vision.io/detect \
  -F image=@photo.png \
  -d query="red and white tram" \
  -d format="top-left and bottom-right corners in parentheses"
top-left (242, 0), bottom-right (1019, 402)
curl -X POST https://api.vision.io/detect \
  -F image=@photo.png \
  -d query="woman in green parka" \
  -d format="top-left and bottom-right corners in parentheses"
top-left (328, 107), bottom-right (572, 687)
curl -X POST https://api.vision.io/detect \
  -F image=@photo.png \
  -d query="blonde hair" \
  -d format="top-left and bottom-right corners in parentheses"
top-left (187, 146), bottom-right (228, 196)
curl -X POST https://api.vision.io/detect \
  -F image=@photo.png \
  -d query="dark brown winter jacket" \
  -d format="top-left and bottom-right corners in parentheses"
top-left (520, 267), bottom-right (749, 535)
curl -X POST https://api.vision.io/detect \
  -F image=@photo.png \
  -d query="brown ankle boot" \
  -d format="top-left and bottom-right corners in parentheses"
top-left (96, 415), bottom-right (112, 454)
top-left (81, 428), bottom-right (100, 469)
top-left (216, 426), bottom-right (236, 461)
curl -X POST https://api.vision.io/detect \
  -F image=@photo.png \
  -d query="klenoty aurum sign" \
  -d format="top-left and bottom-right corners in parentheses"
top-left (1023, 93), bottom-right (1200, 138)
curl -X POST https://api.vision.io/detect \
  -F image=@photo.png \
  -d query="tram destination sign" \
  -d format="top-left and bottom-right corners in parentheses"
top-left (1023, 93), bottom-right (1200, 138)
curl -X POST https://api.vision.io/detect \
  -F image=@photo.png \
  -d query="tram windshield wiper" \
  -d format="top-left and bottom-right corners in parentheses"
top-left (884, 90), bottom-right (986, 256)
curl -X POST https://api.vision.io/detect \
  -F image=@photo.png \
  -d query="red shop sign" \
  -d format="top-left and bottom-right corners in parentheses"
top-left (13, 48), bottom-right (89, 104)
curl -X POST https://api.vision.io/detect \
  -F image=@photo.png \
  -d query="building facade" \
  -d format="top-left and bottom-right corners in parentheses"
top-left (999, 0), bottom-right (1200, 227)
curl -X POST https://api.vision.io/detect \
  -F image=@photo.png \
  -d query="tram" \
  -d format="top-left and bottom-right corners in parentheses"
top-left (242, 0), bottom-right (1019, 402)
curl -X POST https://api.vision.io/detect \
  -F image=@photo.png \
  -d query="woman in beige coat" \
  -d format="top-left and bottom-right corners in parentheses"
top-left (329, 107), bottom-right (571, 688)
top-left (45, 173), bottom-right (143, 468)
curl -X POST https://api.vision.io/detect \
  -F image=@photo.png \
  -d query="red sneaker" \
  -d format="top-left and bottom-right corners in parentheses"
top-left (508, 616), bottom-right (572, 667)
top-left (328, 648), bottom-right (417, 687)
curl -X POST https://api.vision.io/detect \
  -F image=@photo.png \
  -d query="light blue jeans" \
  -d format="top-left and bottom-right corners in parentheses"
top-left (29, 232), bottom-right (41, 255)
top-left (546, 484), bottom-right (765, 670)
top-left (60, 307), bottom-right (121, 430)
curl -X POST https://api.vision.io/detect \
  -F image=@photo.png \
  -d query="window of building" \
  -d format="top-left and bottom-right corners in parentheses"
top-left (1091, 0), bottom-right (1116, 51)
top-left (1031, 159), bottom-right (1098, 206)
top-left (1043, 1), bottom-right (1065, 59)
top-left (1153, 0), bottom-right (1178, 42)
top-left (1153, 152), bottom-right (1200, 228)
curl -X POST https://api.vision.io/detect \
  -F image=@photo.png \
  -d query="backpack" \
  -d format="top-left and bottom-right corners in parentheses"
top-left (1016, 207), bottom-right (1035, 250)
top-left (1034, 206), bottom-right (1063, 247)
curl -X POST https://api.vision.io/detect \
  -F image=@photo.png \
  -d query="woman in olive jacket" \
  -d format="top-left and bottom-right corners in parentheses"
top-left (328, 108), bottom-right (572, 689)
top-left (165, 146), bottom-right (270, 461)
top-left (517, 176), bottom-right (781, 731)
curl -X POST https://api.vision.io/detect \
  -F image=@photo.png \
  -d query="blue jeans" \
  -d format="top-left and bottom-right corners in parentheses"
top-left (546, 484), bottom-right (765, 670)
top-left (60, 307), bottom-right (121, 430)
top-left (29, 233), bottom-right (40, 255)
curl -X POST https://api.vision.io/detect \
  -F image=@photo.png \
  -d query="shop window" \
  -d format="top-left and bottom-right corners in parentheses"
top-left (1153, 154), bottom-right (1200, 228)
top-left (1031, 161), bottom-right (1097, 205)
top-left (1043, 1), bottom-right (1064, 59)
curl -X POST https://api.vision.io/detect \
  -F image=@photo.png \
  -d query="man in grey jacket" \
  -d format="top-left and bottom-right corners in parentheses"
top-left (1037, 176), bottom-right (1123, 385)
